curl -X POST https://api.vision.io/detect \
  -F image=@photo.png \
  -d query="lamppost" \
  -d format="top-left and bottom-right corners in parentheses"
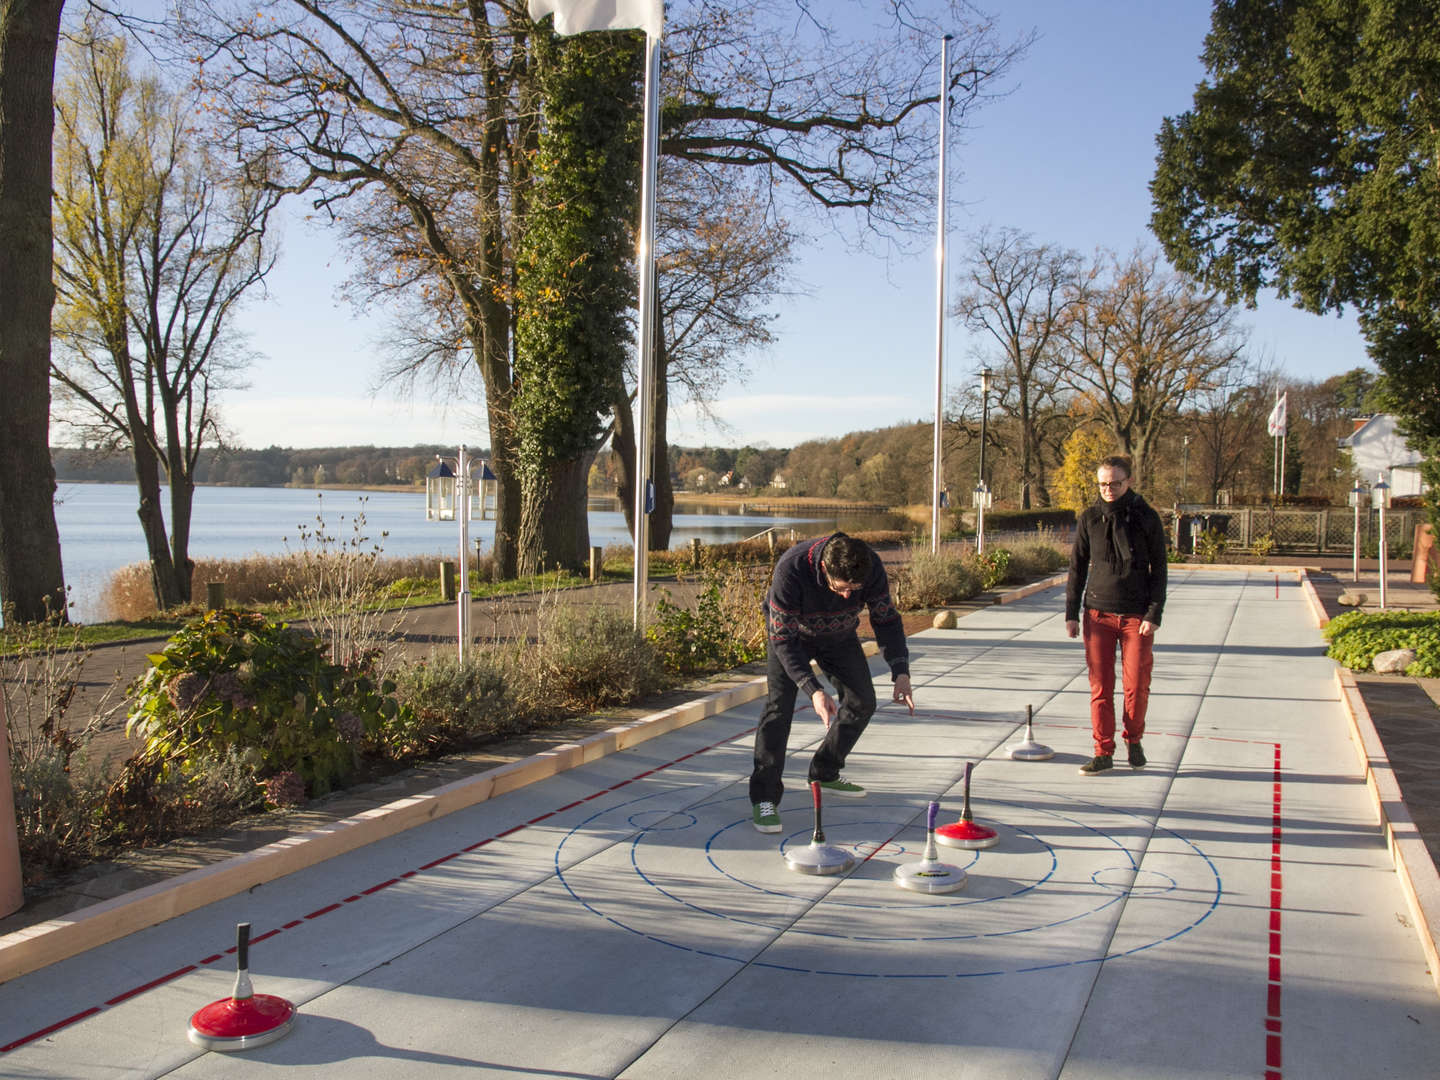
top-left (976, 366), bottom-right (993, 552)
top-left (426, 447), bottom-right (474, 660)
top-left (1348, 479), bottom-right (1366, 583)
top-left (1181, 434), bottom-right (1190, 503)
top-left (1373, 473), bottom-right (1391, 610)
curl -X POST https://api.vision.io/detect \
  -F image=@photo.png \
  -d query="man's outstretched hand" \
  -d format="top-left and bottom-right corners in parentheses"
top-left (893, 673), bottom-right (914, 714)
top-left (811, 688), bottom-right (838, 729)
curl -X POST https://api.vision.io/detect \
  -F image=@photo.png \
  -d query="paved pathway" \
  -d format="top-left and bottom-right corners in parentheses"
top-left (2, 569), bottom-right (1438, 1078)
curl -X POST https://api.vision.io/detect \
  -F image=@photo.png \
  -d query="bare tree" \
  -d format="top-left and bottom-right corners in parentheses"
top-left (1061, 248), bottom-right (1245, 488)
top-left (0, 0), bottom-right (68, 624)
top-left (50, 21), bottom-right (279, 608)
top-left (953, 226), bottom-right (1080, 507)
top-left (168, 0), bottom-right (1026, 575)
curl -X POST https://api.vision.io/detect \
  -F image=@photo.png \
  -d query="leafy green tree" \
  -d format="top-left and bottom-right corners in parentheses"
top-left (1150, 0), bottom-right (1440, 446)
top-left (514, 28), bottom-right (641, 573)
top-left (0, 0), bottom-right (67, 624)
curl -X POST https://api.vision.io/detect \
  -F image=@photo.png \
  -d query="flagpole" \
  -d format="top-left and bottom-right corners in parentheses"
top-left (632, 29), bottom-right (661, 629)
top-left (930, 35), bottom-right (951, 555)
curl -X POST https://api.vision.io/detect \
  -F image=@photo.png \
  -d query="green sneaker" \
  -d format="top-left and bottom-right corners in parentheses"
top-left (817, 775), bottom-right (866, 798)
top-left (752, 801), bottom-right (781, 833)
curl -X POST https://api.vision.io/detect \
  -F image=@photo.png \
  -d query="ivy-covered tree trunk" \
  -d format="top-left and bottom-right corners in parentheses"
top-left (0, 0), bottom-right (68, 623)
top-left (513, 27), bottom-right (642, 576)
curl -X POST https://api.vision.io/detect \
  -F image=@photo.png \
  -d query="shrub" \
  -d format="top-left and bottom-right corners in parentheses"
top-left (390, 653), bottom-right (515, 757)
top-left (891, 546), bottom-right (982, 609)
top-left (505, 598), bottom-right (670, 716)
top-left (125, 608), bottom-right (406, 797)
top-left (648, 568), bottom-right (766, 676)
top-left (1323, 610), bottom-right (1440, 676)
top-left (1251, 532), bottom-right (1276, 559)
top-left (1195, 527), bottom-right (1228, 563)
top-left (1001, 537), bottom-right (1068, 581)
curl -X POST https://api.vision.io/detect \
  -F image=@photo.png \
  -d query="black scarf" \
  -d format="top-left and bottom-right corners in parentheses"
top-left (1097, 490), bottom-right (1140, 575)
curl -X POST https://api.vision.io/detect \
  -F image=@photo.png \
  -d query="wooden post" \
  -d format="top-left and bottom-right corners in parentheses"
top-left (1413, 523), bottom-right (1435, 585)
top-left (205, 581), bottom-right (226, 610)
top-left (0, 692), bottom-right (24, 918)
top-left (767, 531), bottom-right (777, 559)
top-left (691, 537), bottom-right (702, 568)
top-left (440, 560), bottom-right (456, 601)
top-left (590, 546), bottom-right (603, 583)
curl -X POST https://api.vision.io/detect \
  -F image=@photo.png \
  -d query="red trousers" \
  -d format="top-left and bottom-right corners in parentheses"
top-left (1083, 608), bottom-right (1153, 756)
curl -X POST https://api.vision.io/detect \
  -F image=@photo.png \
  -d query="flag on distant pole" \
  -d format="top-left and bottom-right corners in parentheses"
top-left (528, 0), bottom-right (663, 37)
top-left (1267, 391), bottom-right (1288, 437)
top-left (528, 0), bottom-right (664, 629)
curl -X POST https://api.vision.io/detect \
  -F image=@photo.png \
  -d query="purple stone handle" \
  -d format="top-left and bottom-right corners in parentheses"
top-left (926, 801), bottom-right (939, 831)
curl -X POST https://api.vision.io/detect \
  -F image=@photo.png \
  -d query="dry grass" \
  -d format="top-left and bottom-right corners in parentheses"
top-left (100, 552), bottom-right (451, 621)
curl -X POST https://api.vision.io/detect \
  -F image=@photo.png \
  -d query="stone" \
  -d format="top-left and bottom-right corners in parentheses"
top-left (932, 610), bottom-right (957, 629)
top-left (1338, 591), bottom-right (1368, 607)
top-left (1372, 648), bottom-right (1417, 674)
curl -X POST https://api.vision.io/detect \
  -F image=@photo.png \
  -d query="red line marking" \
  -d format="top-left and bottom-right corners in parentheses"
top-left (1265, 741), bottom-right (1284, 1077)
top-left (104, 965), bottom-right (196, 1006)
top-left (0, 724), bottom-right (761, 1053)
top-left (527, 813), bottom-right (555, 824)
top-left (0, 1009), bottom-right (101, 1053)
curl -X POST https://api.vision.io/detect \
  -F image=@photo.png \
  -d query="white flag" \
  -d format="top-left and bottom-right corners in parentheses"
top-left (528, 0), bottom-right (663, 37)
top-left (1267, 392), bottom-right (1287, 437)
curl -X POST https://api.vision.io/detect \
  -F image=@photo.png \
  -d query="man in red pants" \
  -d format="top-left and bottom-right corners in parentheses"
top-left (1065, 456), bottom-right (1168, 774)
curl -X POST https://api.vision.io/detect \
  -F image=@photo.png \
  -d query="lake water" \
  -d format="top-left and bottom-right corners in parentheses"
top-left (51, 484), bottom-right (903, 623)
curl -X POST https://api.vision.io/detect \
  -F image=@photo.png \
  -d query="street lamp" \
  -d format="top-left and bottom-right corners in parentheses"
top-left (426, 447), bottom-right (475, 660)
top-left (1372, 473), bottom-right (1391, 609)
top-left (974, 366), bottom-right (993, 553)
top-left (1181, 434), bottom-right (1190, 503)
top-left (1348, 479), bottom-right (1367, 583)
top-left (973, 481), bottom-right (993, 555)
top-left (978, 366), bottom-right (993, 489)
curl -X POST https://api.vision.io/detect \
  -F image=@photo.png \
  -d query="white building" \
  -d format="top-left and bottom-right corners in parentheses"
top-left (1338, 413), bottom-right (1427, 497)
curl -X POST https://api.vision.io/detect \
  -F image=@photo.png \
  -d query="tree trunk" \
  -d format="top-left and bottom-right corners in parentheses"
top-left (167, 468), bottom-right (195, 604)
top-left (0, 0), bottom-right (68, 624)
top-left (517, 454), bottom-right (591, 576)
top-left (649, 365), bottom-right (674, 550)
top-left (131, 439), bottom-right (181, 611)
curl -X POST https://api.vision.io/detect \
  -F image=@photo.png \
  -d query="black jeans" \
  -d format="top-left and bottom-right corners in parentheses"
top-left (749, 633), bottom-right (877, 806)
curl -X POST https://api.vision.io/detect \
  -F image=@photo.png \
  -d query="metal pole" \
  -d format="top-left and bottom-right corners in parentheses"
top-left (930, 35), bottom-right (951, 555)
top-left (1352, 500), bottom-right (1361, 583)
top-left (1181, 435), bottom-right (1189, 502)
top-left (631, 32), bottom-right (661, 629)
top-left (1378, 501), bottom-right (1388, 610)
top-left (457, 446), bottom-right (471, 662)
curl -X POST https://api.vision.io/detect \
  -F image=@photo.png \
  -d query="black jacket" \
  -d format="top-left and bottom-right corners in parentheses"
top-left (765, 535), bottom-right (909, 698)
top-left (1065, 491), bottom-right (1167, 625)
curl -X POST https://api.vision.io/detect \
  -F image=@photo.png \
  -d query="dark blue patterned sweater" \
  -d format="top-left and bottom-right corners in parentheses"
top-left (765, 535), bottom-right (909, 698)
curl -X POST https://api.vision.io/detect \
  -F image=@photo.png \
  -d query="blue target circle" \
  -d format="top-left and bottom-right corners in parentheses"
top-left (553, 785), bottom-right (1222, 977)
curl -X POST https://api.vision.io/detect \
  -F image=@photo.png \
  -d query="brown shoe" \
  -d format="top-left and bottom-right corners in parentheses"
top-left (1078, 755), bottom-right (1113, 775)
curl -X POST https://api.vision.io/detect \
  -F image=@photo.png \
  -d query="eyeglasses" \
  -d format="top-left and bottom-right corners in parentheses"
top-left (1097, 480), bottom-right (1128, 489)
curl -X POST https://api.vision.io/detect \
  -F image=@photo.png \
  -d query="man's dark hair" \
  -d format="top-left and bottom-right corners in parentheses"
top-left (822, 532), bottom-right (871, 584)
top-left (1098, 455), bottom-right (1133, 478)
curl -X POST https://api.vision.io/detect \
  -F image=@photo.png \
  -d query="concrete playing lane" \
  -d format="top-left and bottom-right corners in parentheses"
top-left (1, 570), bottom-right (1438, 1078)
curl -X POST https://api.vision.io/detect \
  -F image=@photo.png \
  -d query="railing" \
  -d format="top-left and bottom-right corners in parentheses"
top-left (1173, 505), bottom-right (1425, 554)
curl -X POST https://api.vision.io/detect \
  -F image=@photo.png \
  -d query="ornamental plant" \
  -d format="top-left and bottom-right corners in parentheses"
top-left (1323, 610), bottom-right (1440, 677)
top-left (125, 608), bottom-right (406, 797)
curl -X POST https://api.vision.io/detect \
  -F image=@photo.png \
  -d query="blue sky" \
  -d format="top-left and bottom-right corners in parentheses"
top-left (218, 1), bottom-right (1370, 450)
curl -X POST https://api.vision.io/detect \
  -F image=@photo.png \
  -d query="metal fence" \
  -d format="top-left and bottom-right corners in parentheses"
top-left (1174, 505), bottom-right (1426, 555)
